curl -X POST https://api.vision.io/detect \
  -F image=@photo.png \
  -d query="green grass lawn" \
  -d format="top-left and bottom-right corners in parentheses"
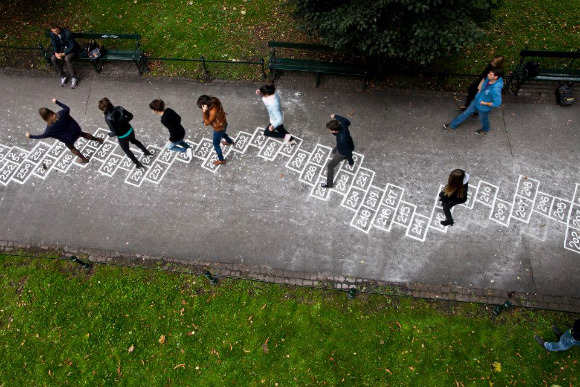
top-left (0, 253), bottom-right (578, 386)
top-left (1, 0), bottom-right (579, 83)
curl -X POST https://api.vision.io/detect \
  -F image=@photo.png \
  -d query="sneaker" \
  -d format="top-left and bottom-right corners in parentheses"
top-left (443, 124), bottom-right (454, 131)
top-left (283, 133), bottom-right (292, 144)
top-left (321, 183), bottom-right (332, 189)
top-left (60, 76), bottom-right (68, 87)
top-left (186, 147), bottom-right (193, 159)
top-left (552, 325), bottom-right (562, 339)
top-left (71, 77), bottom-right (78, 89)
top-left (144, 151), bottom-right (153, 157)
top-left (135, 162), bottom-right (145, 169)
top-left (440, 220), bottom-right (454, 226)
top-left (77, 157), bottom-right (89, 164)
top-left (213, 159), bottom-right (226, 165)
top-left (534, 335), bottom-right (547, 350)
top-left (288, 139), bottom-right (297, 145)
top-left (457, 105), bottom-right (467, 111)
top-left (475, 129), bottom-right (487, 136)
top-left (221, 141), bottom-right (234, 146)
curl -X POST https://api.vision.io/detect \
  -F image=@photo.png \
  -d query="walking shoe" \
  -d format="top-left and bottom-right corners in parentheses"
top-left (534, 335), bottom-right (547, 350)
top-left (135, 162), bottom-right (145, 169)
top-left (440, 220), bottom-right (454, 226)
top-left (457, 105), bottom-right (467, 111)
top-left (443, 124), bottom-right (454, 131)
top-left (60, 76), bottom-right (68, 87)
top-left (71, 77), bottom-right (79, 89)
top-left (475, 129), bottom-right (487, 136)
top-left (144, 151), bottom-right (153, 157)
top-left (95, 137), bottom-right (104, 144)
top-left (221, 141), bottom-right (234, 146)
top-left (213, 159), bottom-right (226, 165)
top-left (321, 183), bottom-right (332, 189)
top-left (186, 148), bottom-right (193, 159)
top-left (289, 139), bottom-right (297, 145)
top-left (552, 325), bottom-right (562, 339)
top-left (283, 133), bottom-right (292, 144)
top-left (77, 157), bottom-right (89, 164)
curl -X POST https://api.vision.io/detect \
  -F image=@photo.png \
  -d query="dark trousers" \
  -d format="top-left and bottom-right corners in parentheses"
top-left (65, 132), bottom-right (101, 160)
top-left (51, 52), bottom-right (77, 78)
top-left (118, 131), bottom-right (148, 165)
top-left (326, 146), bottom-right (347, 186)
top-left (442, 202), bottom-right (455, 223)
top-left (263, 124), bottom-right (292, 140)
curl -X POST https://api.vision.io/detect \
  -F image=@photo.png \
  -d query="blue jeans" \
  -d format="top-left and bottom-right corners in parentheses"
top-left (545, 330), bottom-right (580, 352)
top-left (450, 100), bottom-right (491, 132)
top-left (166, 139), bottom-right (190, 153)
top-left (213, 124), bottom-right (233, 161)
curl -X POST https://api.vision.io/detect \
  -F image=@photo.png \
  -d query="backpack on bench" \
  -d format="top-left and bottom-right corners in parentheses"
top-left (556, 83), bottom-right (575, 106)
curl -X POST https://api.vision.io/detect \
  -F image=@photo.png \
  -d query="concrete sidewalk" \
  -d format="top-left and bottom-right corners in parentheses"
top-left (0, 70), bottom-right (579, 306)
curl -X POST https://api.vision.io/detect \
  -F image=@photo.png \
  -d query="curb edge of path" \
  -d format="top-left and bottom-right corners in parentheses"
top-left (2, 240), bottom-right (579, 314)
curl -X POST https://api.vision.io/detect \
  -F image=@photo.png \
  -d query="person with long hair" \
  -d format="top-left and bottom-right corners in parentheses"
top-left (438, 169), bottom-right (470, 226)
top-left (196, 95), bottom-right (234, 165)
top-left (98, 97), bottom-right (151, 169)
top-left (255, 84), bottom-right (297, 145)
top-left (458, 55), bottom-right (505, 111)
top-left (26, 99), bottom-right (102, 163)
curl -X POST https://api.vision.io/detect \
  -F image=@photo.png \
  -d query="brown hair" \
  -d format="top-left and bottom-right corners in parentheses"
top-left (490, 55), bottom-right (505, 68)
top-left (326, 120), bottom-right (341, 131)
top-left (48, 23), bottom-right (60, 30)
top-left (39, 107), bottom-right (57, 124)
top-left (149, 99), bottom-right (165, 112)
top-left (443, 169), bottom-right (466, 198)
top-left (98, 98), bottom-right (113, 112)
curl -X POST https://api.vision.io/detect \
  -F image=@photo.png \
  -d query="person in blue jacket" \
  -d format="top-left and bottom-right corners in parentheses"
top-left (321, 113), bottom-right (355, 189)
top-left (26, 99), bottom-right (103, 163)
top-left (444, 68), bottom-right (504, 135)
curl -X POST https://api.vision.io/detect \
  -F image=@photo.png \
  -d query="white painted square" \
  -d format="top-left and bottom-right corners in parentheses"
top-left (459, 187), bottom-right (477, 209)
top-left (47, 142), bottom-right (67, 159)
top-left (571, 183), bottom-right (580, 206)
top-left (332, 171), bottom-right (353, 195)
top-left (429, 208), bottom-right (449, 233)
top-left (278, 136), bottom-right (303, 158)
top-left (201, 152), bottom-right (221, 174)
top-left (567, 204), bottom-right (580, 230)
top-left (138, 147), bottom-right (160, 166)
top-left (308, 144), bottom-right (332, 166)
top-left (286, 150), bottom-right (310, 174)
top-left (350, 206), bottom-right (377, 233)
top-left (257, 138), bottom-right (282, 161)
top-left (99, 154), bottom-right (123, 177)
top-left (564, 227), bottom-right (580, 254)
top-left (92, 141), bottom-right (117, 162)
top-left (144, 160), bottom-right (171, 184)
top-left (157, 147), bottom-right (178, 165)
top-left (125, 167), bottom-right (147, 187)
top-left (0, 161), bottom-right (19, 186)
top-left (93, 128), bottom-right (111, 140)
top-left (511, 196), bottom-right (534, 223)
top-left (0, 143), bottom-right (10, 161)
top-left (550, 197), bottom-right (571, 224)
top-left (516, 175), bottom-right (540, 202)
top-left (341, 152), bottom-right (363, 175)
top-left (393, 201), bottom-right (416, 229)
top-left (231, 132), bottom-right (252, 154)
top-left (490, 198), bottom-right (512, 227)
top-left (310, 181), bottom-right (331, 201)
top-left (32, 155), bottom-right (57, 179)
top-left (406, 213), bottom-right (430, 242)
top-left (341, 187), bottom-right (366, 212)
top-left (362, 185), bottom-right (385, 211)
top-left (26, 143), bottom-right (51, 164)
top-left (373, 204), bottom-right (397, 232)
top-left (4, 146), bottom-right (29, 164)
top-left (533, 192), bottom-right (554, 217)
top-left (474, 181), bottom-right (498, 207)
top-left (75, 146), bottom-right (98, 168)
top-left (11, 160), bottom-right (36, 184)
top-left (382, 184), bottom-right (405, 208)
top-left (53, 152), bottom-right (75, 173)
top-left (299, 162), bottom-right (322, 186)
top-left (249, 127), bottom-right (268, 150)
top-left (352, 167), bottom-right (375, 191)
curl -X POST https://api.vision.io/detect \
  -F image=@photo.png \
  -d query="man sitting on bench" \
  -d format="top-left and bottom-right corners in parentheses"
top-left (49, 23), bottom-right (81, 89)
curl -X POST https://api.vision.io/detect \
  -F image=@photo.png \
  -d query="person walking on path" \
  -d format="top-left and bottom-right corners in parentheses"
top-left (255, 84), bottom-right (297, 145)
top-left (196, 95), bottom-right (234, 165)
top-left (149, 99), bottom-right (192, 158)
top-left (457, 55), bottom-right (505, 111)
top-left (26, 99), bottom-right (102, 163)
top-left (535, 319), bottom-right (580, 352)
top-left (443, 68), bottom-right (504, 135)
top-left (98, 98), bottom-right (151, 169)
top-left (48, 23), bottom-right (81, 89)
top-left (321, 114), bottom-right (355, 189)
top-left (438, 169), bottom-right (470, 226)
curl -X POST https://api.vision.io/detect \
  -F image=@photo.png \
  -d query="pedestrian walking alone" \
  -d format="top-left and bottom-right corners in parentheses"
top-left (255, 84), bottom-right (297, 145)
top-left (26, 99), bottom-right (102, 163)
top-left (321, 114), bottom-right (355, 189)
top-left (535, 319), bottom-right (580, 352)
top-left (438, 169), bottom-right (470, 226)
top-left (457, 55), bottom-right (505, 111)
top-left (98, 98), bottom-right (151, 169)
top-left (149, 99), bottom-right (192, 158)
top-left (443, 68), bottom-right (504, 135)
top-left (196, 95), bottom-right (234, 165)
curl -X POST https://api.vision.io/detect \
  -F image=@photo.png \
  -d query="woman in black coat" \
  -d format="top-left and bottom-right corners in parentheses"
top-left (439, 169), bottom-right (470, 226)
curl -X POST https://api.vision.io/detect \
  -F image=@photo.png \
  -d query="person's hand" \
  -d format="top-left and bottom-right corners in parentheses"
top-left (255, 89), bottom-right (261, 95)
top-left (25, 132), bottom-right (30, 138)
top-left (330, 114), bottom-right (336, 119)
top-left (51, 98), bottom-right (57, 104)
top-left (202, 104), bottom-right (208, 112)
top-left (480, 101), bottom-right (488, 106)
top-left (268, 125), bottom-right (274, 131)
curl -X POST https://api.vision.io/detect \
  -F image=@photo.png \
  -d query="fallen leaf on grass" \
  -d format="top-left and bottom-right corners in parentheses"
top-left (395, 321), bottom-right (402, 330)
top-left (173, 364), bottom-right (185, 369)
top-left (385, 368), bottom-right (392, 374)
top-left (128, 344), bottom-right (135, 353)
top-left (159, 335), bottom-right (166, 344)
top-left (262, 344), bottom-right (269, 353)
top-left (492, 362), bottom-right (502, 372)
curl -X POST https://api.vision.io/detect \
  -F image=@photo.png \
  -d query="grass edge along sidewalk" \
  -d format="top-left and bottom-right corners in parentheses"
top-left (1, 249), bottom-right (579, 386)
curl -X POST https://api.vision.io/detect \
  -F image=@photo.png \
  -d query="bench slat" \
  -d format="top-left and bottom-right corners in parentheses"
top-left (44, 31), bottom-right (140, 40)
top-left (268, 41), bottom-right (334, 52)
top-left (520, 50), bottom-right (580, 59)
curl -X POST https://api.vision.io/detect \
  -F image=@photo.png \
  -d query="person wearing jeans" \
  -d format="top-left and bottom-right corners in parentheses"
top-left (49, 24), bottom-right (80, 89)
top-left (149, 99), bottom-right (192, 158)
top-left (535, 319), bottom-right (580, 352)
top-left (444, 69), bottom-right (504, 135)
top-left (197, 95), bottom-right (234, 165)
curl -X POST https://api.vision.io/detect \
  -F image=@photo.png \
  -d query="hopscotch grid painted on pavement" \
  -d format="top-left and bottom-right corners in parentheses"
top-left (2, 126), bottom-right (580, 254)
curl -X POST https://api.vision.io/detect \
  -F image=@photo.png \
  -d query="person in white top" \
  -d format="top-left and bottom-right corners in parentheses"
top-left (255, 84), bottom-right (296, 145)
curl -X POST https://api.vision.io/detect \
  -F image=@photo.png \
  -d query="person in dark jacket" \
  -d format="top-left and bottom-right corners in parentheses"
top-left (149, 99), bottom-right (192, 158)
top-left (438, 169), bottom-right (470, 226)
top-left (458, 55), bottom-right (504, 111)
top-left (98, 98), bottom-right (151, 169)
top-left (25, 99), bottom-right (103, 163)
top-left (321, 113), bottom-right (355, 189)
top-left (196, 95), bottom-right (234, 165)
top-left (535, 319), bottom-right (580, 352)
top-left (49, 23), bottom-right (81, 89)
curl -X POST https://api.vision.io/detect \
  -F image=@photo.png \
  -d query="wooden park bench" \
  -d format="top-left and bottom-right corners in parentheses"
top-left (268, 41), bottom-right (371, 88)
top-left (506, 49), bottom-right (580, 95)
top-left (40, 31), bottom-right (147, 75)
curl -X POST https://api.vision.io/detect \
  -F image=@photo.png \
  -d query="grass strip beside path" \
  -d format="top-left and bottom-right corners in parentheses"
top-left (0, 254), bottom-right (578, 386)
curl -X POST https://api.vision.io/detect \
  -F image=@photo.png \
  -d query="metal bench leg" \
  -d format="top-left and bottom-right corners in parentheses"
top-left (315, 73), bottom-right (321, 87)
top-left (92, 59), bottom-right (103, 73)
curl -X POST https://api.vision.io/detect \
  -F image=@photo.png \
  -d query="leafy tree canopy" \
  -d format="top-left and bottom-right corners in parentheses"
top-left (290, 0), bottom-right (499, 64)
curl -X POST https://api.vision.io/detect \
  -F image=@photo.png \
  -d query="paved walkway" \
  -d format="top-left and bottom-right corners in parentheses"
top-left (0, 69), bottom-right (579, 310)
